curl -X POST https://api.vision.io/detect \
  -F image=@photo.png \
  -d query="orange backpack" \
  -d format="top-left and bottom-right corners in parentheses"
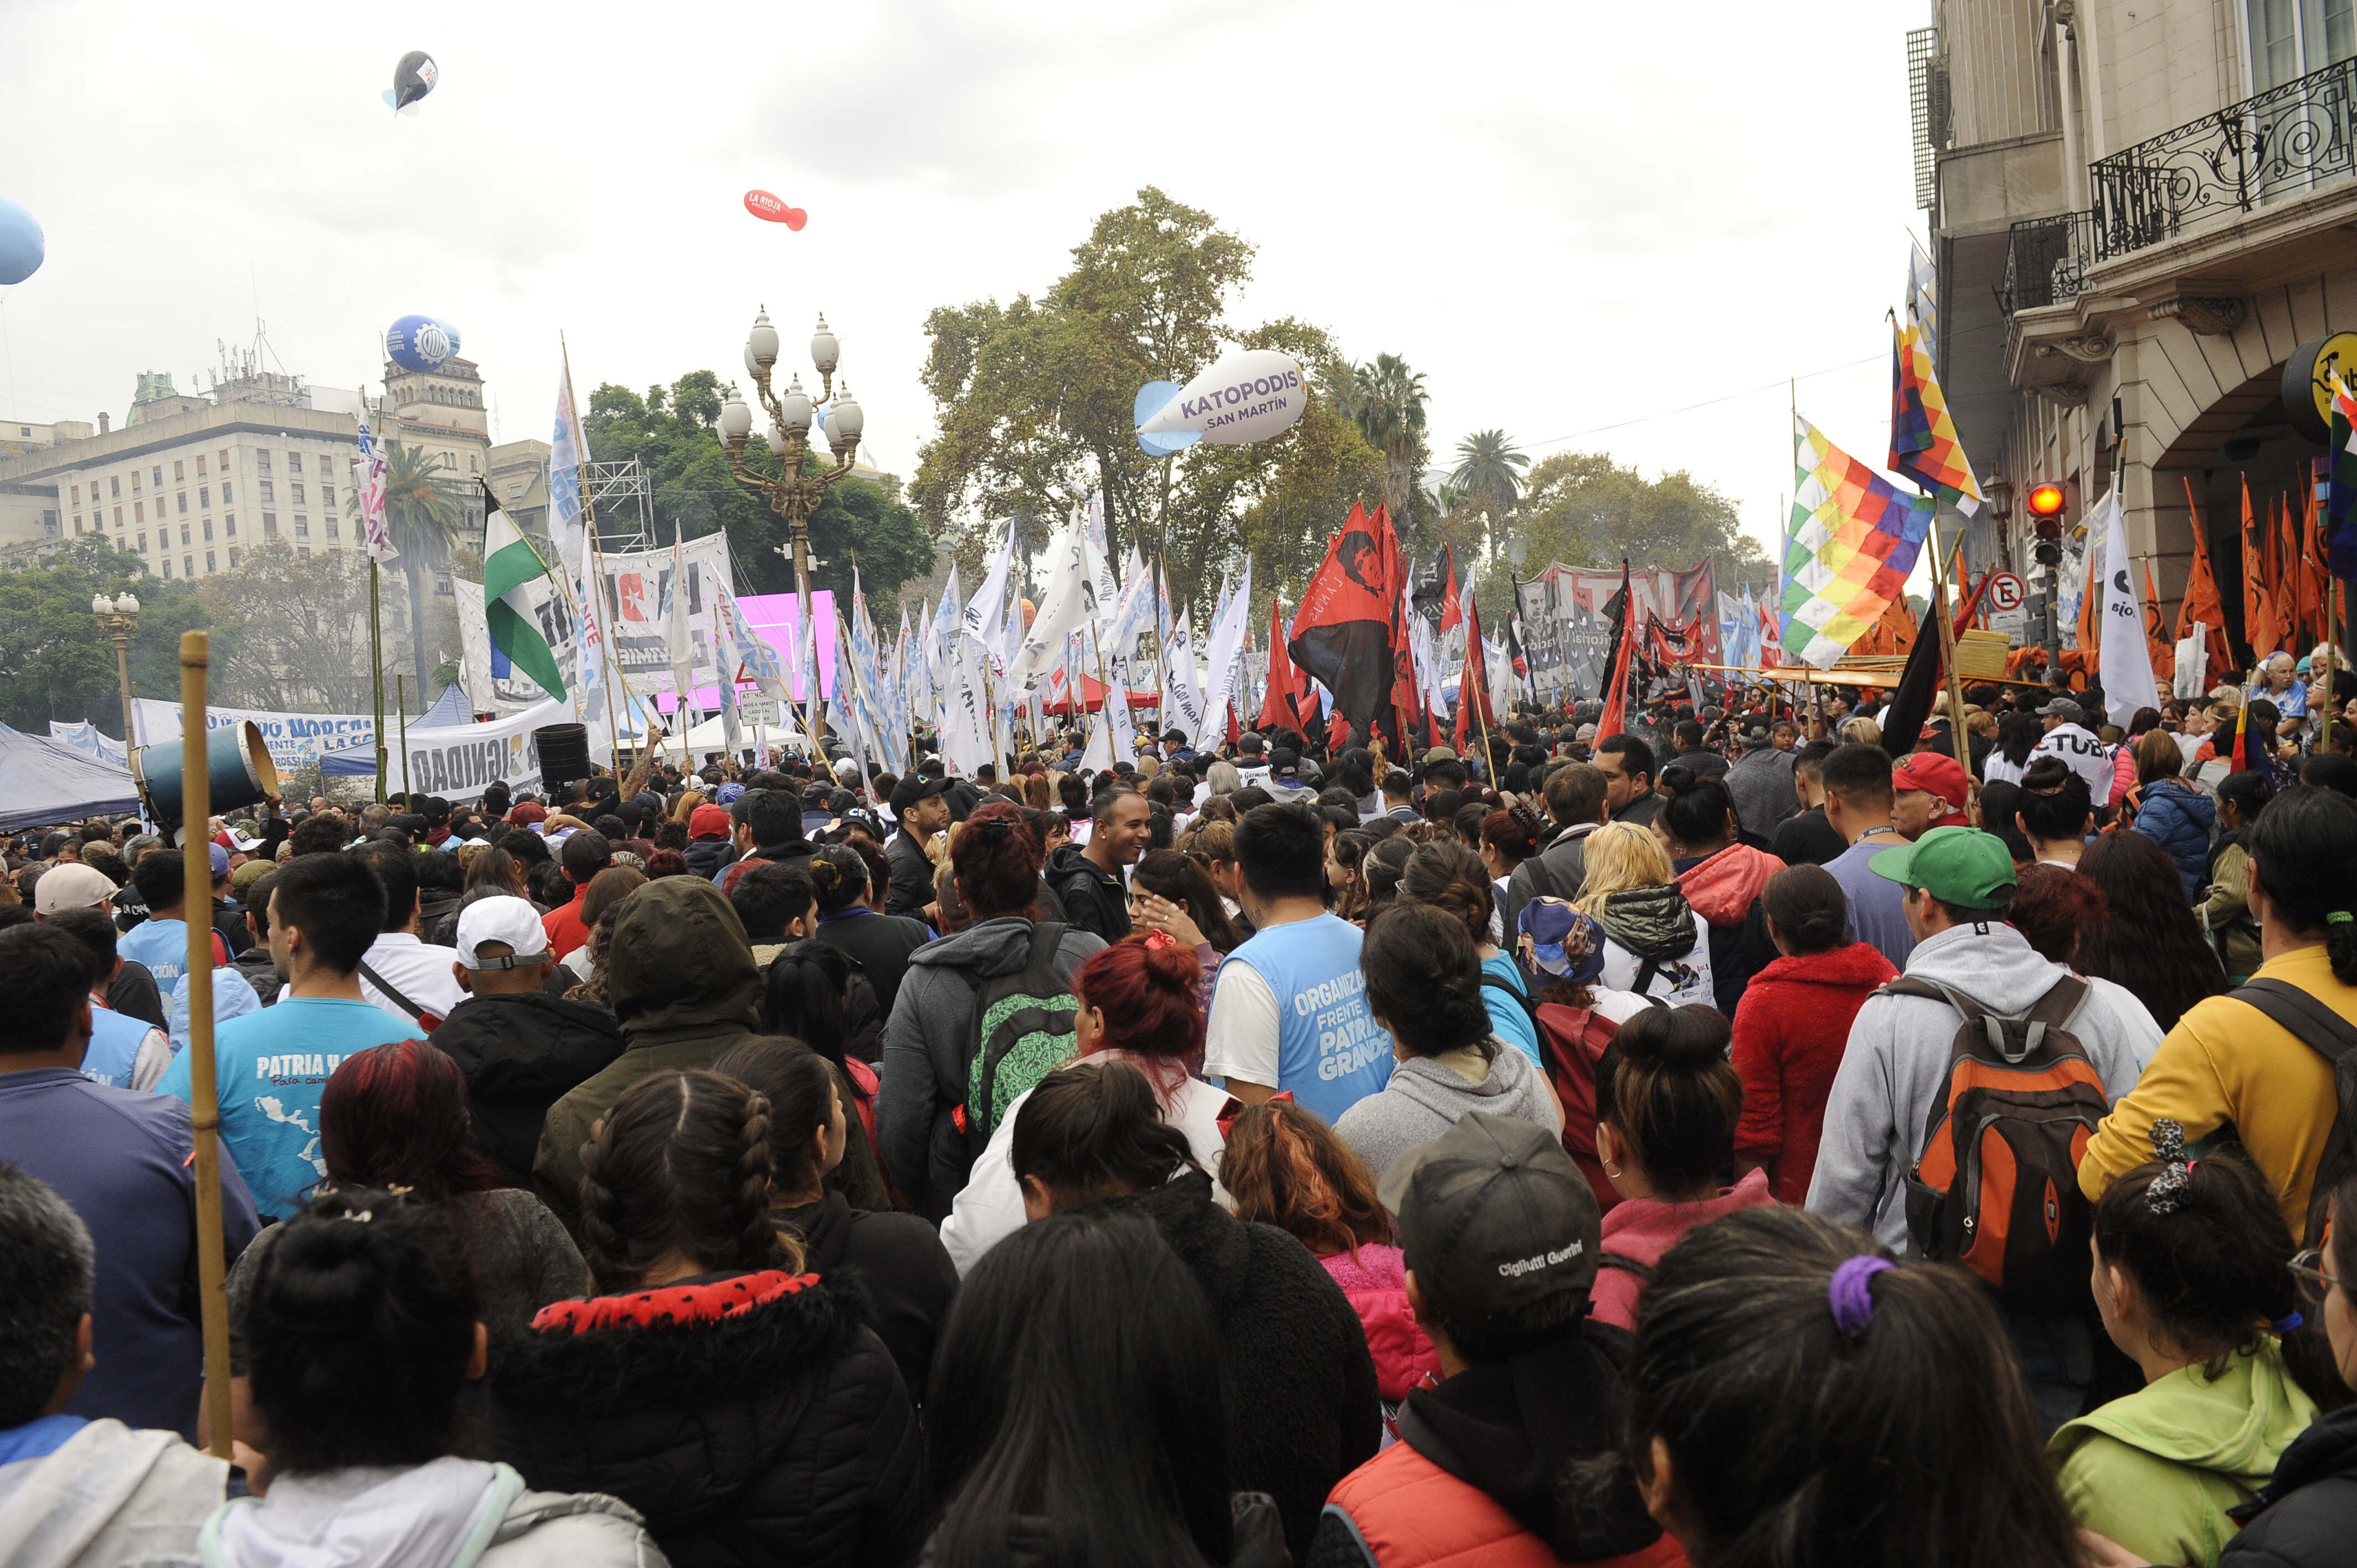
top-left (1892, 975), bottom-right (2109, 1301)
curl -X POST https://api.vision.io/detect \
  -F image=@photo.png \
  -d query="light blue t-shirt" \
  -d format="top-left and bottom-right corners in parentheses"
top-left (1215, 912), bottom-right (1392, 1124)
top-left (155, 996), bottom-right (416, 1216)
top-left (168, 967), bottom-right (262, 1050)
top-left (1826, 833), bottom-right (1916, 972)
top-left (119, 917), bottom-right (200, 991)
top-left (1478, 953), bottom-right (1545, 1067)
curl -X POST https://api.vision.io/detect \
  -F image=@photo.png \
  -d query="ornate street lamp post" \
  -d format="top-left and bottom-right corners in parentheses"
top-left (91, 592), bottom-right (142, 754)
top-left (718, 308), bottom-right (866, 738)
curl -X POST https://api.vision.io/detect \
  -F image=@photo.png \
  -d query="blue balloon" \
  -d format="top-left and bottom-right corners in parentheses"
top-left (386, 313), bottom-right (461, 372)
top-left (0, 199), bottom-right (44, 287)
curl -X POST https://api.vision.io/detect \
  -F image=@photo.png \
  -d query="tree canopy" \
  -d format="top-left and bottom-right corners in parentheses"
top-left (1483, 450), bottom-right (1775, 605)
top-left (584, 372), bottom-right (933, 623)
top-left (0, 536), bottom-right (217, 736)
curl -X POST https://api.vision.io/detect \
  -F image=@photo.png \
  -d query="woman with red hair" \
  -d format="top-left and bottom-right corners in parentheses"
top-left (939, 929), bottom-right (1233, 1273)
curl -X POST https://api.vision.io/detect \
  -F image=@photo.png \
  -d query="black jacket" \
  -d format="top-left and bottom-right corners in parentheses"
top-left (884, 833), bottom-right (934, 920)
top-left (495, 1268), bottom-right (922, 1568)
top-left (920, 1494), bottom-right (1291, 1568)
top-left (774, 1192), bottom-right (956, 1402)
top-left (1044, 845), bottom-right (1130, 945)
top-left (1113, 1172), bottom-right (1382, 1562)
top-left (1769, 803), bottom-right (1847, 868)
top-left (230, 946), bottom-right (282, 1005)
top-left (1310, 1324), bottom-right (1664, 1567)
top-left (211, 896), bottom-right (252, 958)
top-left (2224, 1403), bottom-right (2357, 1567)
top-left (815, 908), bottom-right (932, 1023)
top-left (431, 992), bottom-right (626, 1186)
top-left (686, 837), bottom-right (733, 880)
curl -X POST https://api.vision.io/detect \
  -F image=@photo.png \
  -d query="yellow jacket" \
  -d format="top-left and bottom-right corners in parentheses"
top-left (2080, 944), bottom-right (2356, 1242)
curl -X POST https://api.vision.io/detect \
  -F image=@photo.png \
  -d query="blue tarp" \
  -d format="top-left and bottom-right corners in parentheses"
top-left (0, 724), bottom-right (142, 830)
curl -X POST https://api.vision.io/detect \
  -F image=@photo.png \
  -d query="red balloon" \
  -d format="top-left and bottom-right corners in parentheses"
top-left (744, 190), bottom-right (808, 230)
top-left (783, 207), bottom-right (807, 231)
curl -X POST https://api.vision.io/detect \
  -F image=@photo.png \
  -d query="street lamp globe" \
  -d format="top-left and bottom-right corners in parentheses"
top-left (746, 307), bottom-right (779, 372)
top-left (92, 593), bottom-right (110, 615)
top-left (827, 383), bottom-right (863, 450)
top-left (718, 393), bottom-right (754, 445)
top-left (810, 314), bottom-right (839, 375)
top-left (778, 374), bottom-right (814, 434)
top-left (761, 421), bottom-right (784, 455)
top-left (118, 593), bottom-right (137, 615)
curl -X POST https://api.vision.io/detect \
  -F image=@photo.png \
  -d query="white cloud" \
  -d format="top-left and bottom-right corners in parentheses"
top-left (0, 0), bottom-right (1925, 572)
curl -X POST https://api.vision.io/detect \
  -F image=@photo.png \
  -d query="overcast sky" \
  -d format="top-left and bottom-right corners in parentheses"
top-left (1, 0), bottom-right (1926, 570)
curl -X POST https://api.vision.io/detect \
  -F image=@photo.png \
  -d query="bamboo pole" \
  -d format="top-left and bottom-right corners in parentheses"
top-left (397, 675), bottom-right (410, 804)
top-left (369, 560), bottom-right (387, 803)
top-left (179, 632), bottom-right (232, 1459)
top-left (1923, 519), bottom-right (1975, 783)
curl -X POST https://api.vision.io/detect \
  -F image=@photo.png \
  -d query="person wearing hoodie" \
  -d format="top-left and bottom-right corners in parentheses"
top-left (2050, 1136), bottom-right (2320, 1567)
top-left (1314, 1112), bottom-right (1679, 1568)
top-left (1221, 1097), bottom-right (1441, 1421)
top-left (1728, 865), bottom-right (1897, 1205)
top-left (498, 1070), bottom-right (920, 1568)
top-left (228, 866), bottom-right (284, 1003)
top-left (0, 1163), bottom-right (233, 1568)
top-left (2126, 729), bottom-right (2217, 898)
top-left (1046, 787), bottom-right (1150, 943)
top-left (2215, 1172), bottom-right (2357, 1566)
top-left (1587, 1004), bottom-right (1775, 1335)
top-left (1500, 762), bottom-right (1609, 939)
top-left (714, 788), bottom-right (816, 898)
top-left (2196, 770), bottom-right (2274, 984)
top-left (1014, 1062), bottom-right (1381, 1560)
top-left (533, 876), bottom-right (759, 1235)
top-left (1397, 842), bottom-right (1544, 1066)
top-left (1655, 764), bottom-right (1784, 1017)
top-left (1807, 826), bottom-right (2149, 1431)
top-left (923, 1209), bottom-right (1291, 1568)
top-left (430, 896), bottom-right (625, 1187)
top-left (214, 1186), bottom-right (658, 1568)
top-left (878, 802), bottom-right (1104, 1220)
top-left (1571, 822), bottom-right (1715, 1008)
top-left (1335, 904), bottom-right (1563, 1185)
top-left (683, 802), bottom-right (735, 881)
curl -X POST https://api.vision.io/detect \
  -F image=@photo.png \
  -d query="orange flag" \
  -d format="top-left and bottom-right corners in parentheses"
top-left (2242, 477), bottom-right (2284, 662)
top-left (1874, 594), bottom-right (1916, 657)
top-left (2142, 560), bottom-right (2175, 684)
top-left (2077, 533), bottom-right (2103, 665)
top-left (2179, 477), bottom-right (2232, 675)
top-left (2297, 483), bottom-right (2325, 653)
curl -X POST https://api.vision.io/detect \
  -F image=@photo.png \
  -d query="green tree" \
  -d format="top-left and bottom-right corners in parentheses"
top-left (1490, 451), bottom-right (1774, 607)
top-left (360, 441), bottom-right (469, 698)
top-left (1345, 354), bottom-right (1430, 534)
top-left (1447, 429), bottom-right (1530, 559)
top-left (0, 537), bottom-right (216, 736)
top-left (584, 372), bottom-right (933, 623)
top-left (200, 544), bottom-right (379, 713)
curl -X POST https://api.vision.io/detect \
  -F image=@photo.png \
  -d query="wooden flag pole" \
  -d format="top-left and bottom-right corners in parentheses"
top-left (397, 674), bottom-right (410, 804)
top-left (179, 631), bottom-right (233, 1458)
top-left (1922, 519), bottom-right (1975, 784)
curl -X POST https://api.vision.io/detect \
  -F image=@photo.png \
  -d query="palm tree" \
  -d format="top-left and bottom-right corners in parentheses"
top-left (1450, 429), bottom-right (1530, 523)
top-left (1347, 354), bottom-right (1428, 524)
top-left (358, 440), bottom-right (469, 698)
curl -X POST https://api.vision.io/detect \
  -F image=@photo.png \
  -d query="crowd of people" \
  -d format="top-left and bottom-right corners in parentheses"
top-left (6, 649), bottom-right (2357, 1568)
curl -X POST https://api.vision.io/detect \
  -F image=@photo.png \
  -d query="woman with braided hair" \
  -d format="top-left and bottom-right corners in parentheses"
top-left (493, 1069), bottom-right (921, 1568)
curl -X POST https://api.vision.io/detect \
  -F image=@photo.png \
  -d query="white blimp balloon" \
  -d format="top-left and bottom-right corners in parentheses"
top-left (1134, 348), bottom-right (1307, 456)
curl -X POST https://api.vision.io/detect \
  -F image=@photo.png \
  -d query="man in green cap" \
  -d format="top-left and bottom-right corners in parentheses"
top-left (1806, 826), bottom-right (2149, 1431)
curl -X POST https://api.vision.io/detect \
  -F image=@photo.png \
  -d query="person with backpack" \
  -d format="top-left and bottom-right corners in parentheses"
top-left (1728, 864), bottom-right (1896, 1205)
top-left (1805, 826), bottom-right (2149, 1431)
top-left (2081, 786), bottom-right (2357, 1247)
top-left (1588, 1004), bottom-right (1772, 1334)
top-left (756, 938), bottom-right (896, 1211)
top-left (808, 842), bottom-right (932, 1019)
top-left (2198, 770), bottom-right (2276, 985)
top-left (877, 801), bottom-right (1104, 1220)
top-left (1499, 761), bottom-right (1609, 941)
top-left (1625, 1208), bottom-right (2092, 1568)
top-left (1571, 823), bottom-right (1715, 1008)
top-left (1655, 764), bottom-right (1784, 1016)
top-left (1397, 841), bottom-right (1543, 1066)
top-left (2051, 1130), bottom-right (2320, 1567)
top-left (1335, 904), bottom-right (1562, 1185)
top-left (1314, 1112), bottom-right (1679, 1568)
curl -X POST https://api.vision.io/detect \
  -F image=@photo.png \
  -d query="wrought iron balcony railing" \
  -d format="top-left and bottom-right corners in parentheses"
top-left (2091, 55), bottom-right (2357, 256)
top-left (1997, 210), bottom-right (2097, 316)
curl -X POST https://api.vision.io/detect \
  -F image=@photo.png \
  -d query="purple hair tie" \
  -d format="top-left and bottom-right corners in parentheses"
top-left (1828, 1255), bottom-right (1895, 1337)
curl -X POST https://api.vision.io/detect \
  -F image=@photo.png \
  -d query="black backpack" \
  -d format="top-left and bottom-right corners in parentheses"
top-left (1891, 975), bottom-right (2110, 1302)
top-left (2229, 979), bottom-right (2357, 1245)
top-left (954, 921), bottom-right (1082, 1159)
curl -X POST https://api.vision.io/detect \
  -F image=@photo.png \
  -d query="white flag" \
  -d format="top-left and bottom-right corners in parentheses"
top-left (1106, 656), bottom-right (1139, 763)
top-left (2095, 491), bottom-right (2161, 727)
top-left (940, 637), bottom-right (994, 778)
top-left (1083, 494), bottom-right (1119, 624)
top-left (1164, 606), bottom-right (1205, 744)
top-left (963, 525), bottom-right (1016, 648)
top-left (667, 523), bottom-right (696, 720)
top-left (1197, 562), bottom-right (1254, 745)
top-left (1011, 517), bottom-right (1099, 690)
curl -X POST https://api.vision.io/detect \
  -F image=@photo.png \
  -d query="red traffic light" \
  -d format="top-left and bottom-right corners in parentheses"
top-left (2025, 482), bottom-right (2066, 517)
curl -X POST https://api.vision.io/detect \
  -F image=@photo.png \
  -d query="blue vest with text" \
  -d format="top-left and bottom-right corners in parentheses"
top-left (80, 1008), bottom-right (157, 1090)
top-left (1223, 912), bottom-right (1391, 1123)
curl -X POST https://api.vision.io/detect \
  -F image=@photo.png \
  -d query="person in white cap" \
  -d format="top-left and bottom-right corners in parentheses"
top-left (429, 895), bottom-right (623, 1186)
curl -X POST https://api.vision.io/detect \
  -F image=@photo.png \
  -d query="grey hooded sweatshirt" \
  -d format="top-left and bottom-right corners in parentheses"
top-left (877, 914), bottom-right (1105, 1220)
top-left (0, 1418), bottom-right (227, 1568)
top-left (1334, 1041), bottom-right (1562, 1186)
top-left (1805, 919), bottom-right (2148, 1254)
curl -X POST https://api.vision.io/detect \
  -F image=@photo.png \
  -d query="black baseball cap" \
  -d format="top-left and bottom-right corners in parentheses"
top-left (1378, 1112), bottom-right (1601, 1323)
top-left (888, 774), bottom-right (946, 816)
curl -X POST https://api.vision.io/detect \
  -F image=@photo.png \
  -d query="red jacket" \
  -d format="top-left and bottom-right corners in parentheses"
top-left (542, 886), bottom-right (590, 962)
top-left (1324, 1442), bottom-right (1685, 1568)
top-left (1591, 1169), bottom-right (1777, 1333)
top-left (1319, 1244), bottom-right (1440, 1403)
top-left (1727, 942), bottom-right (1896, 1205)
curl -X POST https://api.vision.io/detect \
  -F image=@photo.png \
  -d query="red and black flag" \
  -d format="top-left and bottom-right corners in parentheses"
top-left (1290, 502), bottom-right (1413, 749)
top-left (1257, 596), bottom-right (1313, 735)
top-left (1595, 560), bottom-right (1635, 741)
top-left (1455, 591), bottom-right (1496, 751)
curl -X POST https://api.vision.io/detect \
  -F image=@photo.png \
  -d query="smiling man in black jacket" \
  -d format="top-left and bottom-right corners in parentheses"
top-left (428, 894), bottom-right (623, 1186)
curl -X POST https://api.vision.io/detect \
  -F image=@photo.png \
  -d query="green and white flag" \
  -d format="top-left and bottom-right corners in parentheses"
top-left (483, 511), bottom-right (567, 703)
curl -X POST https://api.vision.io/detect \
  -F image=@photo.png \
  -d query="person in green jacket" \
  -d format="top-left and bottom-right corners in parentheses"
top-left (2052, 1122), bottom-right (2325, 1567)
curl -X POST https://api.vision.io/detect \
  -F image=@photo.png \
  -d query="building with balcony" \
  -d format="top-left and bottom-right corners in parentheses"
top-left (1922, 0), bottom-right (2354, 663)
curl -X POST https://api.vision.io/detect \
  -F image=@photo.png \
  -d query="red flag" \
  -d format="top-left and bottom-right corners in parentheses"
top-left (1438, 548), bottom-right (1464, 639)
top-left (1594, 576), bottom-right (1635, 742)
top-left (1454, 592), bottom-right (1496, 751)
top-left (1289, 502), bottom-right (1411, 746)
top-left (2142, 560), bottom-right (2175, 684)
top-left (2178, 477), bottom-right (2232, 675)
top-left (1257, 596), bottom-right (1310, 734)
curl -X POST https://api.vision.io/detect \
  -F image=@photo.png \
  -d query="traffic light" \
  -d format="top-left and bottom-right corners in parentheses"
top-left (2025, 481), bottom-right (2067, 536)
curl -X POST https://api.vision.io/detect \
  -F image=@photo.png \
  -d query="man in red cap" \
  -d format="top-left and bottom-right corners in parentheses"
top-left (1890, 751), bottom-right (1971, 840)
